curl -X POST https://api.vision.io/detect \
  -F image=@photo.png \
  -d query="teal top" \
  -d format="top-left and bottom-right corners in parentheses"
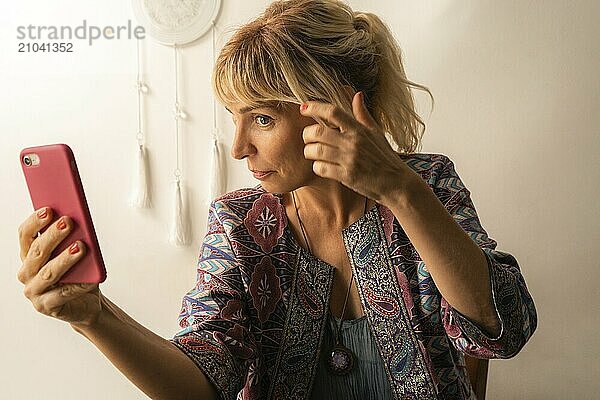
top-left (310, 311), bottom-right (394, 399)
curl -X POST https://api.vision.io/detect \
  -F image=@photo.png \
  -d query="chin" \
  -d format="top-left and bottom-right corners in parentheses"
top-left (258, 176), bottom-right (303, 196)
top-left (259, 182), bottom-right (290, 195)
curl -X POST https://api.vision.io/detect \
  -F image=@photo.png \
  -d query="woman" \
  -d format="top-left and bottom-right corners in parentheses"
top-left (16, 1), bottom-right (536, 399)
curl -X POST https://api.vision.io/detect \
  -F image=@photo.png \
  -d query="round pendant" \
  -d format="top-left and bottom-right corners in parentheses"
top-left (327, 344), bottom-right (354, 375)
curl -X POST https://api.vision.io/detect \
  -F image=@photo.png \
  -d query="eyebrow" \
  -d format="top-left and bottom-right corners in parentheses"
top-left (225, 102), bottom-right (282, 115)
top-left (225, 106), bottom-right (254, 114)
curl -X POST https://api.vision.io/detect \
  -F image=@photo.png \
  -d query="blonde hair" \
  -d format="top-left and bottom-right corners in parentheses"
top-left (213, 0), bottom-right (434, 153)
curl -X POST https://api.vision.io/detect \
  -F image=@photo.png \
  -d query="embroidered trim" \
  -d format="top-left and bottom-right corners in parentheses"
top-left (169, 336), bottom-right (241, 400)
top-left (342, 205), bottom-right (438, 399)
top-left (268, 249), bottom-right (334, 399)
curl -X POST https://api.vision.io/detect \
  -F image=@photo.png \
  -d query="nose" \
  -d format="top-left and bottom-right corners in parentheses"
top-left (230, 125), bottom-right (256, 160)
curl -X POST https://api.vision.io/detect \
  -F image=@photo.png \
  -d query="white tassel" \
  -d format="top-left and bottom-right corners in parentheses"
top-left (131, 144), bottom-right (151, 208)
top-left (170, 179), bottom-right (191, 246)
top-left (208, 133), bottom-right (227, 202)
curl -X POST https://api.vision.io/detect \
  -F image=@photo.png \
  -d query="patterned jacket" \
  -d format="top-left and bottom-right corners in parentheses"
top-left (169, 153), bottom-right (537, 400)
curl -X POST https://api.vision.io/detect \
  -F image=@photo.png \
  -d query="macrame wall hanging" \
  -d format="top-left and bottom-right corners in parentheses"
top-left (132, 0), bottom-right (223, 246)
top-left (131, 38), bottom-right (151, 209)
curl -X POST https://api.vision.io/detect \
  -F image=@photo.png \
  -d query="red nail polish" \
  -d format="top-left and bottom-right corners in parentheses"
top-left (300, 103), bottom-right (308, 112)
top-left (68, 242), bottom-right (79, 254)
top-left (57, 218), bottom-right (67, 230)
top-left (37, 208), bottom-right (48, 219)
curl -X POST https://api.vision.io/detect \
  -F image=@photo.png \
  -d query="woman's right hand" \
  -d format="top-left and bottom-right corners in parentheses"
top-left (17, 207), bottom-right (102, 330)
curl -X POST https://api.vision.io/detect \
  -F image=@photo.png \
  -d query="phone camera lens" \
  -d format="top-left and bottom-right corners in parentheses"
top-left (23, 156), bottom-right (32, 166)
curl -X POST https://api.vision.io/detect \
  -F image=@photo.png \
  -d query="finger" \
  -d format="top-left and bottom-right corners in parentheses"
top-left (33, 282), bottom-right (97, 320)
top-left (17, 216), bottom-right (75, 284)
top-left (352, 91), bottom-right (378, 130)
top-left (302, 123), bottom-right (343, 146)
top-left (18, 207), bottom-right (54, 262)
top-left (23, 240), bottom-right (87, 298)
top-left (303, 142), bottom-right (339, 163)
top-left (312, 160), bottom-right (347, 182)
top-left (300, 102), bottom-right (356, 133)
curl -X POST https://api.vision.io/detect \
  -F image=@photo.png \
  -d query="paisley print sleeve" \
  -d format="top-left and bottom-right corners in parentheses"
top-left (169, 200), bottom-right (255, 400)
top-left (434, 155), bottom-right (538, 359)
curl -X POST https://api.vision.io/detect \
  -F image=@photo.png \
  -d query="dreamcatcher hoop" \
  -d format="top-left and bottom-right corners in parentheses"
top-left (131, 0), bottom-right (221, 46)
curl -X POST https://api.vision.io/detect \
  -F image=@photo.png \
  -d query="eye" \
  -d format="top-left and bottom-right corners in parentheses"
top-left (254, 115), bottom-right (273, 127)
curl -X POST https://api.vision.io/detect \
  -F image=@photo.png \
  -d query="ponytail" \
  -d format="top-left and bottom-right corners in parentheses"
top-left (353, 12), bottom-right (434, 153)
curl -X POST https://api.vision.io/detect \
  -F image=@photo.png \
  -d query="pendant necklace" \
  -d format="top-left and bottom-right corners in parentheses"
top-left (291, 191), bottom-right (368, 376)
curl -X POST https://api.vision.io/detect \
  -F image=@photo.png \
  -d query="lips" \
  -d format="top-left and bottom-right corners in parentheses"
top-left (251, 170), bottom-right (274, 179)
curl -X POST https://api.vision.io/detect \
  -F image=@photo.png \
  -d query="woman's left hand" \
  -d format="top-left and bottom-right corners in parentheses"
top-left (300, 92), bottom-right (417, 204)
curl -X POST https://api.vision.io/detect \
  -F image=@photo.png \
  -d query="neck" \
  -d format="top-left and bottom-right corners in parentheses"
top-left (286, 179), bottom-right (369, 229)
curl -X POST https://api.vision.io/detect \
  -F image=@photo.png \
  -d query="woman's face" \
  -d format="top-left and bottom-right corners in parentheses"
top-left (226, 101), bottom-right (317, 194)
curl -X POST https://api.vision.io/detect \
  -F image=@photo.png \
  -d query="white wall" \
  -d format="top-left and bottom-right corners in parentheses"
top-left (0, 1), bottom-right (598, 399)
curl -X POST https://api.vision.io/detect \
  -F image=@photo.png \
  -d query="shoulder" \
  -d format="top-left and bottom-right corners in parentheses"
top-left (212, 184), bottom-right (268, 212)
top-left (398, 153), bottom-right (464, 187)
top-left (396, 152), bottom-right (471, 211)
top-left (398, 153), bottom-right (454, 172)
top-left (209, 185), bottom-right (288, 249)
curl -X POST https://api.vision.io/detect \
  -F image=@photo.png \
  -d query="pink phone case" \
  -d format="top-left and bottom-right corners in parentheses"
top-left (20, 143), bottom-right (106, 284)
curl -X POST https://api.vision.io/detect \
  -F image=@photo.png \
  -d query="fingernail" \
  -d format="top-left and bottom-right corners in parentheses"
top-left (68, 242), bottom-right (79, 254)
top-left (300, 103), bottom-right (308, 112)
top-left (57, 218), bottom-right (67, 230)
top-left (37, 208), bottom-right (48, 219)
top-left (359, 91), bottom-right (365, 104)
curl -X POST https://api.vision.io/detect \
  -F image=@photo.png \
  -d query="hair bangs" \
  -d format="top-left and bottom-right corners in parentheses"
top-left (213, 28), bottom-right (297, 109)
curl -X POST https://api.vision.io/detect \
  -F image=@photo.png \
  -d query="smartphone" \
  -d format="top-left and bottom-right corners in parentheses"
top-left (20, 143), bottom-right (106, 284)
